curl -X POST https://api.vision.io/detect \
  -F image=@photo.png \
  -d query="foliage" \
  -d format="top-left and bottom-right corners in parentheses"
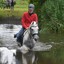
top-left (30, 0), bottom-right (64, 33)
top-left (0, 0), bottom-right (5, 8)
top-left (15, 0), bottom-right (28, 8)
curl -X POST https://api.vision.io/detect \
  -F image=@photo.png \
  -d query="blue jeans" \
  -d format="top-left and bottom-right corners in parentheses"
top-left (16, 27), bottom-right (25, 45)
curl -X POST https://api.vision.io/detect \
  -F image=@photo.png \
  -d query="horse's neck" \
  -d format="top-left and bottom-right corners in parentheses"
top-left (23, 29), bottom-right (31, 44)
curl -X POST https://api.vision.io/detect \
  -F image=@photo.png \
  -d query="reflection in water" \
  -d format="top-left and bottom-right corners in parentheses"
top-left (0, 47), bottom-right (36, 64)
top-left (22, 51), bottom-right (35, 64)
top-left (16, 50), bottom-right (36, 64)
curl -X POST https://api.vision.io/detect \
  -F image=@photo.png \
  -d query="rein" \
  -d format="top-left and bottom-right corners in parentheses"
top-left (23, 22), bottom-right (33, 36)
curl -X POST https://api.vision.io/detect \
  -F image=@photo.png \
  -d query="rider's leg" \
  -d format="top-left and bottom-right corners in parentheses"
top-left (14, 28), bottom-right (24, 38)
top-left (16, 27), bottom-right (25, 45)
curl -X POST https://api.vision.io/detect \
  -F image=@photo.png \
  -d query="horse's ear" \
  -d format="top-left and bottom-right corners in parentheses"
top-left (32, 21), bottom-right (36, 25)
top-left (30, 21), bottom-right (34, 26)
top-left (32, 22), bottom-right (34, 25)
top-left (30, 21), bottom-right (37, 27)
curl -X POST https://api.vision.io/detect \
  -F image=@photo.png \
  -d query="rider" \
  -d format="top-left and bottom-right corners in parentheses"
top-left (14, 4), bottom-right (38, 45)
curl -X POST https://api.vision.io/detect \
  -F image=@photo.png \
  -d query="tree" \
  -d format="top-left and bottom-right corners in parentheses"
top-left (30, 0), bottom-right (64, 33)
top-left (29, 0), bottom-right (46, 30)
top-left (0, 0), bottom-right (5, 8)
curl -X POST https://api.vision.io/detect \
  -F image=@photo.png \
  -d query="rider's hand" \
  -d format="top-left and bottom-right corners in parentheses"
top-left (26, 27), bottom-right (29, 29)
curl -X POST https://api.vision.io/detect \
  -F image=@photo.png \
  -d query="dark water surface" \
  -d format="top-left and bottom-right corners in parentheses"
top-left (0, 24), bottom-right (64, 64)
top-left (38, 33), bottom-right (64, 64)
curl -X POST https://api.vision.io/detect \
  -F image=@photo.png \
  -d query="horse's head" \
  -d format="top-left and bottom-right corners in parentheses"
top-left (30, 21), bottom-right (39, 41)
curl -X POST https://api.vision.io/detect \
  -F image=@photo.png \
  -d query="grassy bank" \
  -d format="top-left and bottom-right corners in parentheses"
top-left (0, 8), bottom-right (27, 19)
top-left (0, 0), bottom-right (28, 18)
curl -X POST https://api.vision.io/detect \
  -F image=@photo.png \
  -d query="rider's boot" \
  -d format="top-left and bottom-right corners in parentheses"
top-left (17, 35), bottom-right (23, 47)
top-left (14, 34), bottom-right (17, 38)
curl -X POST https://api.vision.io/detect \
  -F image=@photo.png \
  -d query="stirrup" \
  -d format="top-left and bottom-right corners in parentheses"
top-left (18, 43), bottom-right (21, 47)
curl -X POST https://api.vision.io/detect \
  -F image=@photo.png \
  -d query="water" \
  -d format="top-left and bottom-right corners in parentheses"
top-left (0, 24), bottom-right (64, 64)
top-left (0, 24), bottom-right (21, 48)
top-left (38, 33), bottom-right (64, 64)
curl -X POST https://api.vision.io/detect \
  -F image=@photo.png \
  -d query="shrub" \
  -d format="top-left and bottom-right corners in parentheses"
top-left (30, 0), bottom-right (64, 33)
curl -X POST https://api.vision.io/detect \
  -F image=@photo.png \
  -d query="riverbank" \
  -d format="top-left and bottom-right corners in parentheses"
top-left (0, 17), bottom-right (20, 24)
top-left (0, 8), bottom-right (27, 18)
top-left (0, 0), bottom-right (28, 24)
top-left (0, 8), bottom-right (27, 24)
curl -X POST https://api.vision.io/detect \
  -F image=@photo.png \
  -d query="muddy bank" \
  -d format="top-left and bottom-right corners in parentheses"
top-left (0, 17), bottom-right (21, 24)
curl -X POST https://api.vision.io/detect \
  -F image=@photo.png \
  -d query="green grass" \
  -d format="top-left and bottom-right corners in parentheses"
top-left (0, 8), bottom-right (27, 18)
top-left (0, 0), bottom-right (28, 18)
top-left (15, 0), bottom-right (28, 8)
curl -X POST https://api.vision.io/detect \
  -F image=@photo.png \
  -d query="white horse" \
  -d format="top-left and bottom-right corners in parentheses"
top-left (18, 21), bottom-right (39, 54)
top-left (20, 21), bottom-right (39, 64)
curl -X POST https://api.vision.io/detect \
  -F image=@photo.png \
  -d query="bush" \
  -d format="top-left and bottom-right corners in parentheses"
top-left (30, 0), bottom-right (64, 33)
top-left (0, 0), bottom-right (5, 8)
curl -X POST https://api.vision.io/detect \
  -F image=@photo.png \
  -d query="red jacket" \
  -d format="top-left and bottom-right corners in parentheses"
top-left (21, 12), bottom-right (38, 29)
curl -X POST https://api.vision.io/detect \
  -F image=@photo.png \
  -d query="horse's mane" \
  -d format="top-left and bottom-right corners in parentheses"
top-left (23, 29), bottom-right (30, 44)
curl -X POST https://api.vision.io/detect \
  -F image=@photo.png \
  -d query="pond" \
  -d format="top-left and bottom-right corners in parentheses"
top-left (0, 24), bottom-right (64, 64)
